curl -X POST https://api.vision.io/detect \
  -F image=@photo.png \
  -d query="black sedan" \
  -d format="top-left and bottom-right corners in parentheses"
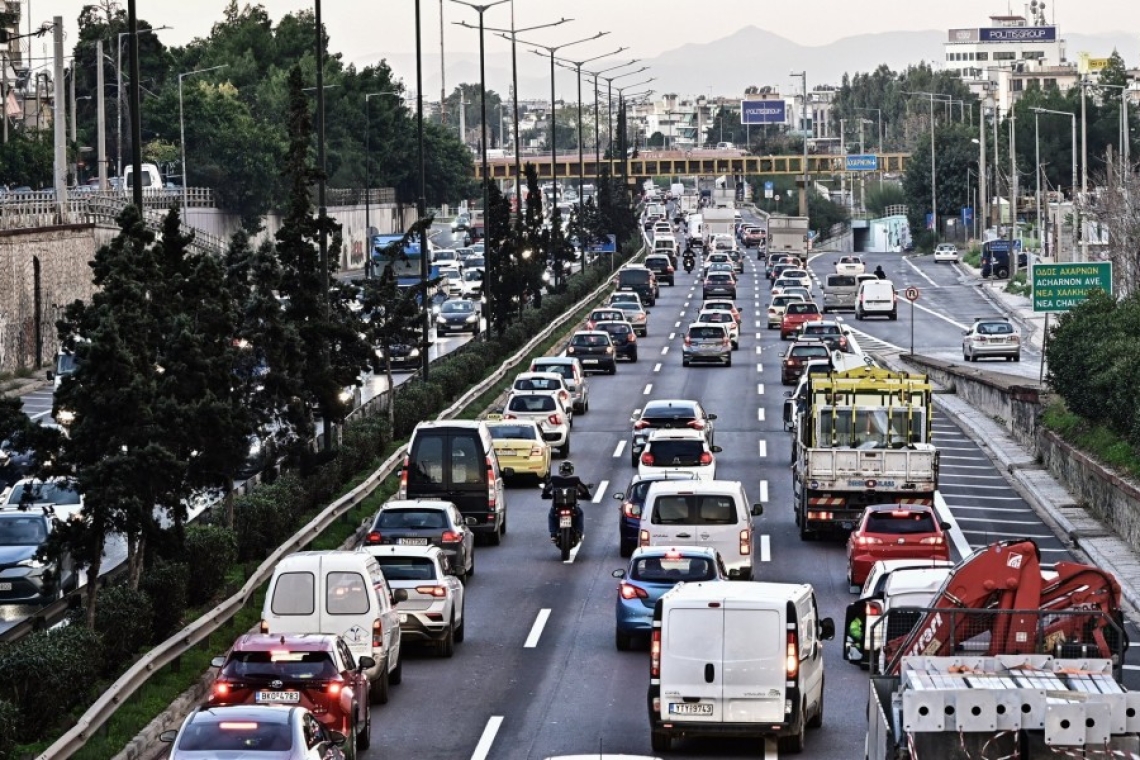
top-left (566, 330), bottom-right (617, 374)
top-left (703, 272), bottom-right (737, 299)
top-left (594, 320), bottom-right (638, 362)
top-left (365, 500), bottom-right (476, 581)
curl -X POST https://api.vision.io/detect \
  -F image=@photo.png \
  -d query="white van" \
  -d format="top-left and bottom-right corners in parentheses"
top-left (855, 279), bottom-right (897, 320)
top-left (649, 581), bottom-right (835, 753)
top-left (638, 480), bottom-right (761, 580)
top-left (687, 214), bottom-right (704, 249)
top-left (261, 551), bottom-right (406, 704)
top-left (123, 162), bottom-right (164, 189)
top-left (822, 273), bottom-right (859, 312)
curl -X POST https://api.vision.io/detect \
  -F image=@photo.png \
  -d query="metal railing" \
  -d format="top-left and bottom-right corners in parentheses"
top-left (35, 241), bottom-right (643, 760)
top-left (323, 187), bottom-right (397, 207)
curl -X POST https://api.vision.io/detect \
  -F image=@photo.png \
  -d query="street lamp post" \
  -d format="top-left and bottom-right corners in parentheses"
top-left (415, 0), bottom-right (431, 378)
top-left (179, 64), bottom-right (227, 211)
top-left (600, 67), bottom-right (649, 164)
top-left (582, 61), bottom-right (640, 177)
top-left (364, 91), bottom-right (404, 278)
top-left (790, 71), bottom-right (808, 217)
top-left (903, 91), bottom-right (941, 239)
top-left (116, 24), bottom-right (170, 181)
top-left (1032, 107), bottom-right (1078, 261)
top-left (450, 0), bottom-right (509, 337)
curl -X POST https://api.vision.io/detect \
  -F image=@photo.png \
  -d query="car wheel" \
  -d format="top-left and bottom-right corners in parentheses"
top-left (629, 350), bottom-right (638, 363)
top-left (487, 521), bottom-right (503, 546)
top-left (889, 311), bottom-right (897, 321)
top-left (731, 341), bottom-right (738, 351)
top-left (466, 549), bottom-right (475, 578)
top-left (356, 703), bottom-right (372, 750)
top-left (855, 310), bottom-right (863, 320)
top-left (778, 711), bottom-right (806, 754)
top-left (725, 355), bottom-right (732, 367)
top-left (616, 629), bottom-right (633, 651)
top-left (390, 653), bottom-right (403, 684)
top-left (439, 616), bottom-right (456, 658)
top-left (682, 358), bottom-right (690, 367)
top-left (650, 730), bottom-right (672, 752)
top-left (561, 439), bottom-right (571, 457)
top-left (608, 365), bottom-right (617, 375)
top-left (455, 605), bottom-right (466, 642)
top-left (1014, 353), bottom-right (1021, 362)
top-left (620, 540), bottom-right (634, 558)
top-left (369, 661), bottom-right (390, 705)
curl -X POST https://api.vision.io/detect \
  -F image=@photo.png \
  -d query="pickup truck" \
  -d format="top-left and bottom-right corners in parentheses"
top-left (834, 255), bottom-right (865, 275)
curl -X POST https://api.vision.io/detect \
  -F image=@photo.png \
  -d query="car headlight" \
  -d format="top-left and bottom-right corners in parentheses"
top-left (409, 348), bottom-right (421, 358)
top-left (465, 314), bottom-right (478, 323)
top-left (57, 409), bottom-right (76, 425)
top-left (437, 316), bottom-right (447, 324)
top-left (339, 389), bottom-right (354, 404)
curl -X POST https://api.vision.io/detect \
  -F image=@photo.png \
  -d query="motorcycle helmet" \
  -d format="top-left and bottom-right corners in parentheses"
top-left (559, 461), bottom-right (575, 476)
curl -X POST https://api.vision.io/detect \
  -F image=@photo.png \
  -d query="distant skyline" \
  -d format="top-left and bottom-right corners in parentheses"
top-left (42, 0), bottom-right (1140, 72)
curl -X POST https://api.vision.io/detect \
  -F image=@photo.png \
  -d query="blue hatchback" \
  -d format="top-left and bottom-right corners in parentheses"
top-left (612, 546), bottom-right (727, 650)
top-left (613, 473), bottom-right (698, 557)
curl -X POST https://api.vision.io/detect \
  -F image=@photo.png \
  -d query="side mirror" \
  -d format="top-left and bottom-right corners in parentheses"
top-left (711, 445), bottom-right (723, 453)
top-left (751, 503), bottom-right (764, 516)
top-left (783, 391), bottom-right (793, 398)
top-left (159, 730), bottom-right (178, 743)
top-left (393, 588), bottom-right (409, 603)
top-left (611, 569), bottom-right (626, 579)
top-left (612, 492), bottom-right (624, 501)
top-left (707, 413), bottom-right (718, 421)
top-left (328, 730), bottom-right (349, 748)
top-left (820, 617), bottom-right (836, 641)
top-left (941, 522), bottom-right (952, 532)
top-left (210, 655), bottom-right (226, 669)
top-left (357, 655), bottom-right (377, 671)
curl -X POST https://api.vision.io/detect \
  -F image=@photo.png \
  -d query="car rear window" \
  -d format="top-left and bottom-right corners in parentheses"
top-left (864, 510), bottom-right (937, 535)
top-left (531, 362), bottom-right (574, 381)
top-left (591, 310), bottom-right (623, 322)
top-left (790, 345), bottom-right (830, 358)
top-left (976, 322), bottom-right (1014, 335)
top-left (619, 270), bottom-right (651, 285)
top-left (177, 720), bottom-right (294, 752)
top-left (689, 326), bottom-right (725, 340)
top-left (374, 556), bottom-right (438, 581)
top-left (650, 494), bottom-right (738, 525)
top-left (326, 571), bottom-right (370, 615)
top-left (515, 376), bottom-right (562, 391)
top-left (707, 274), bottom-right (732, 282)
top-left (645, 440), bottom-right (704, 465)
top-left (374, 508), bottom-right (447, 529)
top-left (803, 325), bottom-right (841, 336)
top-left (827, 275), bottom-right (857, 287)
top-left (772, 296), bottom-right (801, 307)
top-left (699, 312), bottom-right (731, 323)
top-left (599, 322), bottom-right (631, 335)
top-left (220, 649), bottom-right (338, 680)
top-left (786, 303), bottom-right (820, 315)
top-left (5, 481), bottom-right (81, 506)
top-left (270, 571), bottom-right (315, 615)
top-left (489, 424), bottom-right (538, 440)
top-left (508, 395), bottom-right (556, 413)
top-left (631, 555), bottom-right (717, 582)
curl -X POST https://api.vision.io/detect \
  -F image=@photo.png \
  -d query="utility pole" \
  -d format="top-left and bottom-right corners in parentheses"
top-left (979, 92), bottom-right (988, 235)
top-left (1009, 109), bottom-right (1018, 277)
top-left (52, 17), bottom-right (67, 211)
top-left (96, 40), bottom-right (107, 189)
top-left (439, 0), bottom-right (446, 124)
top-left (2, 52), bottom-right (8, 144)
top-left (127, 1), bottom-right (144, 210)
top-left (68, 65), bottom-right (77, 183)
top-left (1080, 77), bottom-right (1088, 262)
top-left (790, 71), bottom-right (809, 217)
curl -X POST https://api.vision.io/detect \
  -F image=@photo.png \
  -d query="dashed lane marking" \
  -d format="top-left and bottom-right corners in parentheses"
top-left (757, 407), bottom-right (765, 422)
top-left (757, 383), bottom-right (765, 395)
top-left (760, 535), bottom-right (771, 562)
top-left (653, 363), bottom-right (662, 373)
top-left (523, 609), bottom-right (551, 648)
top-left (643, 384), bottom-right (653, 395)
top-left (592, 481), bottom-right (609, 504)
top-left (759, 480), bottom-right (768, 502)
top-left (471, 716), bottom-right (504, 760)
top-left (612, 440), bottom-right (626, 458)
top-left (661, 346), bottom-right (669, 355)
top-left (758, 440), bottom-right (767, 458)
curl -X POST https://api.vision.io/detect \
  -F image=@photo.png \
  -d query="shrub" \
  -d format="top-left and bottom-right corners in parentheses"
top-left (183, 524), bottom-right (238, 604)
top-left (0, 699), bottom-right (17, 760)
top-left (95, 584), bottom-right (154, 670)
top-left (141, 561), bottom-right (190, 642)
top-left (233, 474), bottom-right (306, 560)
top-left (0, 624), bottom-right (103, 741)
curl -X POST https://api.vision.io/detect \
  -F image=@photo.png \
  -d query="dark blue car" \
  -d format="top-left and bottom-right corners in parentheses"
top-left (612, 473), bottom-right (698, 557)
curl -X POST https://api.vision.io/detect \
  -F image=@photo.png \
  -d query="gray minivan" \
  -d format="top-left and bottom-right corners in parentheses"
top-left (822, 273), bottom-right (858, 312)
top-left (399, 421), bottom-right (508, 544)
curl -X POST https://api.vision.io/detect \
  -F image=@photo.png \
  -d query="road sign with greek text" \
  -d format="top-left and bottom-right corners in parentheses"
top-left (1031, 262), bottom-right (1112, 313)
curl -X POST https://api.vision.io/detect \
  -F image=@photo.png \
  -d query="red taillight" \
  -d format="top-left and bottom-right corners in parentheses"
top-left (622, 502), bottom-right (639, 519)
top-left (919, 536), bottom-right (945, 545)
top-left (366, 531), bottom-right (382, 545)
top-left (620, 583), bottom-right (649, 600)
top-left (699, 451), bottom-right (712, 465)
top-left (722, 338), bottom-right (730, 348)
top-left (627, 332), bottom-right (637, 342)
top-left (416, 585), bottom-right (448, 598)
top-left (739, 528), bottom-right (750, 555)
top-left (639, 528), bottom-right (650, 547)
top-left (259, 620), bottom-right (268, 634)
top-left (855, 535), bottom-right (884, 547)
top-left (651, 629), bottom-right (662, 677)
top-left (683, 336), bottom-right (692, 346)
top-left (641, 452), bottom-right (655, 466)
top-left (866, 600), bottom-right (883, 616)
top-left (503, 413), bottom-right (517, 420)
top-left (372, 618), bottom-right (383, 648)
top-left (325, 680), bottom-right (343, 697)
top-left (441, 530), bottom-right (462, 543)
top-left (398, 456), bottom-right (409, 497)
top-left (486, 456), bottom-right (497, 509)
top-left (529, 444), bottom-right (544, 457)
top-left (634, 420), bottom-right (651, 430)
top-left (213, 682), bottom-right (231, 698)
top-left (786, 631), bottom-right (799, 679)
top-left (686, 420), bottom-right (705, 431)
top-left (548, 413), bottom-right (562, 426)
top-left (666, 266), bottom-right (674, 273)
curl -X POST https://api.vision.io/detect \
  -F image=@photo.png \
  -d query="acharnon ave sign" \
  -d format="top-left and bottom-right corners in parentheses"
top-left (1031, 261), bottom-right (1112, 313)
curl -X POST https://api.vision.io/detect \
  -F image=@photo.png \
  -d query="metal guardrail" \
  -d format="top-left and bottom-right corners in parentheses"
top-left (36, 242), bottom-right (643, 760)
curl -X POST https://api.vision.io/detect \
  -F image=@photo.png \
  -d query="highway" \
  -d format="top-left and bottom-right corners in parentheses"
top-left (358, 239), bottom-right (1140, 759)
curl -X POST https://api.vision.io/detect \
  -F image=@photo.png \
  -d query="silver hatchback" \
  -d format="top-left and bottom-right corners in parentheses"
top-left (681, 323), bottom-right (732, 367)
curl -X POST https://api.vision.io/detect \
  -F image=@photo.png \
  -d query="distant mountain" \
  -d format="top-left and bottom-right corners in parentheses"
top-left (370, 26), bottom-right (1140, 101)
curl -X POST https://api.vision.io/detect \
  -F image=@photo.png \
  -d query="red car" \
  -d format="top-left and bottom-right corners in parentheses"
top-left (846, 505), bottom-right (951, 588)
top-left (207, 633), bottom-right (373, 753)
top-left (780, 302), bottom-right (823, 340)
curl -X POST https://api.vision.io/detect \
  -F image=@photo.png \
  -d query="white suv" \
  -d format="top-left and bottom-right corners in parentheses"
top-left (503, 392), bottom-right (572, 457)
top-left (637, 429), bottom-right (721, 481)
top-left (933, 243), bottom-right (960, 263)
top-left (361, 544), bottom-right (466, 658)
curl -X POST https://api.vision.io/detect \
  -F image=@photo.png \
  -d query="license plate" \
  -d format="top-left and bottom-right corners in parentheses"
top-left (559, 515), bottom-right (572, 528)
top-left (256, 691), bottom-right (300, 703)
top-left (582, 359), bottom-right (598, 364)
top-left (397, 538), bottom-right (429, 545)
top-left (399, 613), bottom-right (408, 623)
top-left (669, 703), bottom-right (713, 716)
top-left (0, 582), bottom-right (11, 591)
top-left (499, 448), bottom-right (516, 457)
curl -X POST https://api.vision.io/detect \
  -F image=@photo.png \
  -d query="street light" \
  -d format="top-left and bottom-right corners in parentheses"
top-left (415, 0), bottom-right (431, 378)
top-left (179, 64), bottom-right (227, 210)
top-left (902, 91), bottom-right (941, 239)
top-left (548, 46), bottom-right (628, 205)
top-left (1032, 107), bottom-right (1078, 261)
top-left (612, 78), bottom-right (654, 184)
top-left (450, 0), bottom-right (509, 336)
top-left (580, 59), bottom-right (640, 173)
top-left (117, 24), bottom-right (170, 179)
top-left (790, 71), bottom-right (809, 217)
top-left (364, 91), bottom-right (406, 278)
top-left (599, 66), bottom-right (649, 164)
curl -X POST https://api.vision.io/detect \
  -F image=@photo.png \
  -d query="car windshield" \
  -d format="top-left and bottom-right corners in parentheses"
top-left (490, 424), bottom-right (538, 440)
top-left (0, 515), bottom-right (47, 546)
top-left (220, 649), bottom-right (338, 680)
top-left (508, 395), bottom-right (557, 413)
top-left (864, 510), bottom-right (938, 535)
top-left (374, 556), bottom-right (438, 581)
top-left (689, 326), bottom-right (725, 340)
top-left (532, 363), bottom-right (573, 381)
top-left (176, 720), bottom-right (294, 752)
top-left (374, 508), bottom-right (448, 529)
top-left (631, 555), bottom-right (717, 582)
top-left (818, 408), bottom-right (927, 447)
top-left (646, 440), bottom-right (704, 465)
top-left (5, 481), bottom-right (80, 506)
top-left (650, 494), bottom-right (738, 525)
top-left (441, 301), bottom-right (474, 313)
top-left (975, 322), bottom-right (1014, 335)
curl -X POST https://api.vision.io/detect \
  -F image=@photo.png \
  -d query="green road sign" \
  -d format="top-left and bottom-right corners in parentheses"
top-left (1031, 261), bottom-right (1112, 312)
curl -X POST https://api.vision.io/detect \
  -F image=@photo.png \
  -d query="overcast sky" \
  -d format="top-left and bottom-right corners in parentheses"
top-left (39, 0), bottom-right (1137, 68)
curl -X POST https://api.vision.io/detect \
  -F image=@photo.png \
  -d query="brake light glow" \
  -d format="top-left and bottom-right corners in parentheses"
top-left (416, 585), bottom-right (448, 597)
top-left (398, 456), bottom-right (409, 498)
top-left (686, 420), bottom-right (705, 431)
top-left (650, 629), bottom-right (662, 677)
top-left (548, 414), bottom-right (562, 426)
top-left (620, 583), bottom-right (649, 600)
top-left (213, 682), bottom-right (231, 698)
top-left (664, 550), bottom-right (681, 559)
top-left (641, 452), bottom-right (655, 466)
top-left (366, 531), bottom-right (382, 545)
top-left (622, 502), bottom-right (639, 519)
top-left (503, 413), bottom-right (517, 420)
top-left (627, 332), bottom-right (637, 342)
top-left (699, 452), bottom-right (713, 465)
top-left (855, 535), bottom-right (884, 546)
top-left (486, 456), bottom-right (497, 509)
top-left (372, 618), bottom-right (383, 648)
top-left (259, 620), bottom-right (268, 634)
top-left (786, 631), bottom-right (799, 678)
top-left (441, 530), bottom-right (462, 543)
top-left (633, 420), bottom-right (651, 430)
top-left (639, 528), bottom-right (650, 547)
top-left (219, 722), bottom-right (258, 731)
top-left (890, 510), bottom-right (913, 517)
top-left (529, 445), bottom-right (544, 457)
top-left (683, 336), bottom-right (692, 346)
top-left (919, 536), bottom-right (945, 546)
top-left (325, 681), bottom-right (343, 697)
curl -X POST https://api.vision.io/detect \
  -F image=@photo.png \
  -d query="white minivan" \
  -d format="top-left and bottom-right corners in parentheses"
top-left (648, 581), bottom-right (835, 754)
top-left (855, 278), bottom-right (898, 320)
top-left (261, 551), bottom-right (406, 704)
top-left (638, 480), bottom-right (761, 580)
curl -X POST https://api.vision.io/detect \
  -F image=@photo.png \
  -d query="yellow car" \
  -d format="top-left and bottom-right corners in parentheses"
top-left (485, 418), bottom-right (551, 482)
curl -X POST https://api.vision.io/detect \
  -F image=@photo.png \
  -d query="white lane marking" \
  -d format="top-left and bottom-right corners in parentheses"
top-left (945, 505), bottom-right (1032, 513)
top-left (756, 363), bottom-right (763, 373)
top-left (760, 534), bottom-right (771, 562)
top-left (679, 309), bottom-right (686, 317)
top-left (471, 716), bottom-right (504, 760)
top-left (613, 440), bottom-right (626, 458)
top-left (904, 256), bottom-right (940, 287)
top-left (674, 321), bottom-right (681, 328)
top-left (757, 407), bottom-right (765, 422)
top-left (754, 320), bottom-right (761, 328)
top-left (758, 440), bottom-right (767, 458)
top-left (661, 346), bottom-right (669, 355)
top-left (755, 346), bottom-right (762, 355)
top-left (565, 537), bottom-right (585, 564)
top-left (29, 410), bottom-right (51, 420)
top-left (592, 480), bottom-right (609, 504)
top-left (643, 384), bottom-right (653, 395)
top-left (757, 383), bottom-right (765, 395)
top-left (653, 363), bottom-right (662, 373)
top-left (684, 301), bottom-right (690, 308)
top-left (524, 609), bottom-right (552, 648)
top-left (940, 473), bottom-right (1006, 481)
top-left (759, 479), bottom-right (769, 502)
top-left (956, 516), bottom-right (1044, 526)
top-left (1124, 665), bottom-right (1140, 671)
top-left (765, 736), bottom-right (779, 759)
top-left (669, 332), bottom-right (676, 340)
top-left (934, 491), bottom-right (973, 559)
top-left (960, 530), bottom-right (1057, 540)
top-left (754, 333), bottom-right (762, 341)
top-left (934, 492), bottom-right (1024, 501)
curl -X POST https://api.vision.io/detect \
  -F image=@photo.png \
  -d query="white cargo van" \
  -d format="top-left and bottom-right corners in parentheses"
top-left (262, 551), bottom-right (406, 704)
top-left (649, 581), bottom-right (835, 753)
top-left (855, 279), bottom-right (897, 320)
top-left (638, 480), bottom-right (761, 580)
top-left (123, 162), bottom-right (164, 189)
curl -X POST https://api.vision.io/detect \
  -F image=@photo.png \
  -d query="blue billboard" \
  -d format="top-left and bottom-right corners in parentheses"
top-left (740, 100), bottom-right (787, 125)
top-left (845, 154), bottom-right (879, 172)
top-left (979, 26), bottom-right (1056, 42)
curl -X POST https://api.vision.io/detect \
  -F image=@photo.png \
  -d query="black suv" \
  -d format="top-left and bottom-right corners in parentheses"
top-left (616, 266), bottom-right (658, 306)
top-left (594, 320), bottom-right (638, 362)
top-left (628, 399), bottom-right (717, 467)
top-left (566, 330), bottom-right (617, 374)
top-left (643, 255), bottom-right (675, 286)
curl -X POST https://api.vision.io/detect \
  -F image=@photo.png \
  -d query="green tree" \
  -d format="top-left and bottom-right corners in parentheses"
top-left (903, 122), bottom-right (977, 239)
top-left (443, 83), bottom-right (504, 148)
top-left (0, 133), bottom-right (54, 188)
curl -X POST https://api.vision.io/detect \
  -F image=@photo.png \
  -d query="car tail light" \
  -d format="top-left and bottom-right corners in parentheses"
top-left (1011, 335), bottom-right (1021, 343)
top-left (503, 413), bottom-right (517, 420)
top-left (398, 456), bottom-right (409, 498)
top-left (486, 456), bottom-right (497, 509)
top-left (650, 629), bottom-right (662, 677)
top-left (807, 511), bottom-right (833, 520)
top-left (325, 680), bottom-right (343, 697)
top-left (641, 452), bottom-right (655, 466)
top-left (919, 536), bottom-right (945, 545)
top-left (416, 585), bottom-right (448, 597)
top-left (683, 336), bottom-right (692, 346)
top-left (627, 332), bottom-right (636, 342)
top-left (620, 583), bottom-right (649, 600)
top-left (786, 630), bottom-right (800, 679)
top-left (605, 346), bottom-right (614, 354)
top-left (639, 528), bottom-right (650, 547)
top-left (219, 721), bottom-right (258, 731)
top-left (372, 618), bottom-right (384, 648)
top-left (259, 620), bottom-right (268, 634)
top-left (622, 501), bottom-right (639, 519)
top-left (739, 529), bottom-right (750, 555)
top-left (854, 535), bottom-right (884, 547)
top-left (441, 530), bottom-right (462, 543)
top-left (699, 451), bottom-right (713, 465)
top-left (722, 338), bottom-right (730, 348)
top-left (634, 420), bottom-right (651, 429)
top-left (667, 266), bottom-right (674, 273)
top-left (366, 531), bottom-right (383, 545)
top-left (529, 444), bottom-right (544, 457)
top-left (567, 346), bottom-right (576, 354)
top-left (213, 681), bottom-right (231, 699)
top-left (686, 420), bottom-right (705, 431)
top-left (548, 414), bottom-right (562, 426)
top-left (866, 600), bottom-right (884, 617)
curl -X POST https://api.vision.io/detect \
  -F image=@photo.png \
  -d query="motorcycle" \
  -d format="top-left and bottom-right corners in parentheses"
top-left (683, 256), bottom-right (695, 275)
top-left (545, 484), bottom-right (593, 561)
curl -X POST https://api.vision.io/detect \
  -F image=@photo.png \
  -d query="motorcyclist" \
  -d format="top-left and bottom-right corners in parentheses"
top-left (543, 460), bottom-right (591, 540)
top-left (682, 246), bottom-right (696, 273)
top-left (874, 264), bottom-right (887, 280)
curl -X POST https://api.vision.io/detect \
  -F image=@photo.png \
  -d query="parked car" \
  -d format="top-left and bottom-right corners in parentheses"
top-left (161, 705), bottom-right (348, 759)
top-left (363, 499), bottom-right (476, 581)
